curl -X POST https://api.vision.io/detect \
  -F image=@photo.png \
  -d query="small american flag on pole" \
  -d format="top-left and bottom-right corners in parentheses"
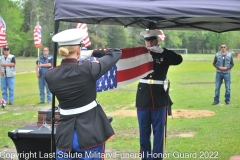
top-left (76, 23), bottom-right (91, 48)
top-left (0, 16), bottom-right (8, 47)
top-left (158, 30), bottom-right (166, 41)
top-left (33, 23), bottom-right (42, 48)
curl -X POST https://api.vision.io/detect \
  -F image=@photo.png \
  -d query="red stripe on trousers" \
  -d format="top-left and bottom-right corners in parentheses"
top-left (101, 144), bottom-right (105, 160)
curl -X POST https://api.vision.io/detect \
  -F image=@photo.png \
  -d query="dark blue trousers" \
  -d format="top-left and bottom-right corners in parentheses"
top-left (56, 129), bottom-right (105, 160)
top-left (137, 108), bottom-right (166, 160)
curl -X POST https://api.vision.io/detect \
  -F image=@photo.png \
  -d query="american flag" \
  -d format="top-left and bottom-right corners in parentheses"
top-left (79, 47), bottom-right (151, 91)
top-left (91, 57), bottom-right (117, 92)
top-left (117, 47), bottom-right (153, 86)
top-left (0, 16), bottom-right (8, 47)
top-left (158, 30), bottom-right (166, 41)
top-left (79, 57), bottom-right (117, 92)
top-left (33, 23), bottom-right (42, 48)
top-left (76, 23), bottom-right (91, 48)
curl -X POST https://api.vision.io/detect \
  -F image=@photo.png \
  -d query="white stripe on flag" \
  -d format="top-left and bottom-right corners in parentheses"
top-left (117, 71), bottom-right (153, 87)
top-left (116, 53), bottom-right (153, 71)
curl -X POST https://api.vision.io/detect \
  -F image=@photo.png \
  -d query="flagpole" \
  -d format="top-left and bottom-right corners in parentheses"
top-left (37, 48), bottom-right (40, 72)
top-left (38, 48), bottom-right (39, 58)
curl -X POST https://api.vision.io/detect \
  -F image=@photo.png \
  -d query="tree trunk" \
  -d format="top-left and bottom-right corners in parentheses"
top-left (22, 50), bottom-right (26, 57)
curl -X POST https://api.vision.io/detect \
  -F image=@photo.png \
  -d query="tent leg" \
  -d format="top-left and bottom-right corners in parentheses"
top-left (51, 20), bottom-right (59, 160)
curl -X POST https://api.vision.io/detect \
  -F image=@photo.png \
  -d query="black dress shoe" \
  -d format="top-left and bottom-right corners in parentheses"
top-left (38, 102), bottom-right (44, 104)
top-left (212, 102), bottom-right (219, 105)
top-left (9, 102), bottom-right (13, 105)
top-left (226, 101), bottom-right (230, 105)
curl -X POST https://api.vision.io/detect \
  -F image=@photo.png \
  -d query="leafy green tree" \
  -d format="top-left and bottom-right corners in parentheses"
top-left (0, 0), bottom-right (25, 56)
top-left (107, 26), bottom-right (128, 48)
top-left (88, 24), bottom-right (108, 49)
top-left (125, 27), bottom-right (144, 48)
top-left (164, 30), bottom-right (182, 48)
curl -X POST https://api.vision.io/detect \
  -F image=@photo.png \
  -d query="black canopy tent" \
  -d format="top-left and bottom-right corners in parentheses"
top-left (50, 0), bottom-right (240, 156)
top-left (54, 0), bottom-right (240, 32)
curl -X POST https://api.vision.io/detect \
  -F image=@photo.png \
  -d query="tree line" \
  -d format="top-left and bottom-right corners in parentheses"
top-left (1, 0), bottom-right (240, 57)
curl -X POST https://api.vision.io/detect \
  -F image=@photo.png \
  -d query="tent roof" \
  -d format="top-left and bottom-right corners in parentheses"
top-left (54, 0), bottom-right (240, 33)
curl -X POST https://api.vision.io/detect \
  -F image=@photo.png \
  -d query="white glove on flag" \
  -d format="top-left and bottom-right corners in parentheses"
top-left (146, 46), bottom-right (164, 53)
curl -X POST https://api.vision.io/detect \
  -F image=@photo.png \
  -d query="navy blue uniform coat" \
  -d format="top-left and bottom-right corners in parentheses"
top-left (45, 48), bottom-right (122, 151)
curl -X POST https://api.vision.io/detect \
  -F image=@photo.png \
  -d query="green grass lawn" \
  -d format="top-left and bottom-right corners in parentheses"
top-left (0, 55), bottom-right (240, 160)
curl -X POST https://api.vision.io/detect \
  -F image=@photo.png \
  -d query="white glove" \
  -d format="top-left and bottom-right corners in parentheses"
top-left (146, 46), bottom-right (164, 53)
top-left (79, 50), bottom-right (93, 60)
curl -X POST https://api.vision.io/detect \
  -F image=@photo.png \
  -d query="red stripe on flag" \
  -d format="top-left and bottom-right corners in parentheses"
top-left (0, 33), bottom-right (6, 36)
top-left (117, 61), bottom-right (153, 83)
top-left (120, 47), bottom-right (148, 59)
top-left (83, 37), bottom-right (89, 41)
top-left (85, 42), bottom-right (91, 48)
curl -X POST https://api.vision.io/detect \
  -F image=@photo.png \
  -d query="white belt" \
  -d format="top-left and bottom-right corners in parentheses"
top-left (139, 79), bottom-right (165, 85)
top-left (59, 100), bottom-right (98, 115)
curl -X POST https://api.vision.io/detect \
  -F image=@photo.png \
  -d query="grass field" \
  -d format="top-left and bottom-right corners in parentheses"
top-left (0, 54), bottom-right (240, 160)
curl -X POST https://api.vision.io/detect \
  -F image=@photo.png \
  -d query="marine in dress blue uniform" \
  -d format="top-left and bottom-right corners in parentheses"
top-left (44, 29), bottom-right (122, 160)
top-left (136, 30), bottom-right (183, 160)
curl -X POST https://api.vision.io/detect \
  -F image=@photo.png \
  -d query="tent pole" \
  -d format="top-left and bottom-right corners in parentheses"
top-left (51, 20), bottom-right (59, 159)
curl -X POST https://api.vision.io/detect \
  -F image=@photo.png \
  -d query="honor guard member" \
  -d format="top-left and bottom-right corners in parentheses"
top-left (44, 28), bottom-right (122, 160)
top-left (35, 47), bottom-right (53, 104)
top-left (136, 30), bottom-right (183, 160)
